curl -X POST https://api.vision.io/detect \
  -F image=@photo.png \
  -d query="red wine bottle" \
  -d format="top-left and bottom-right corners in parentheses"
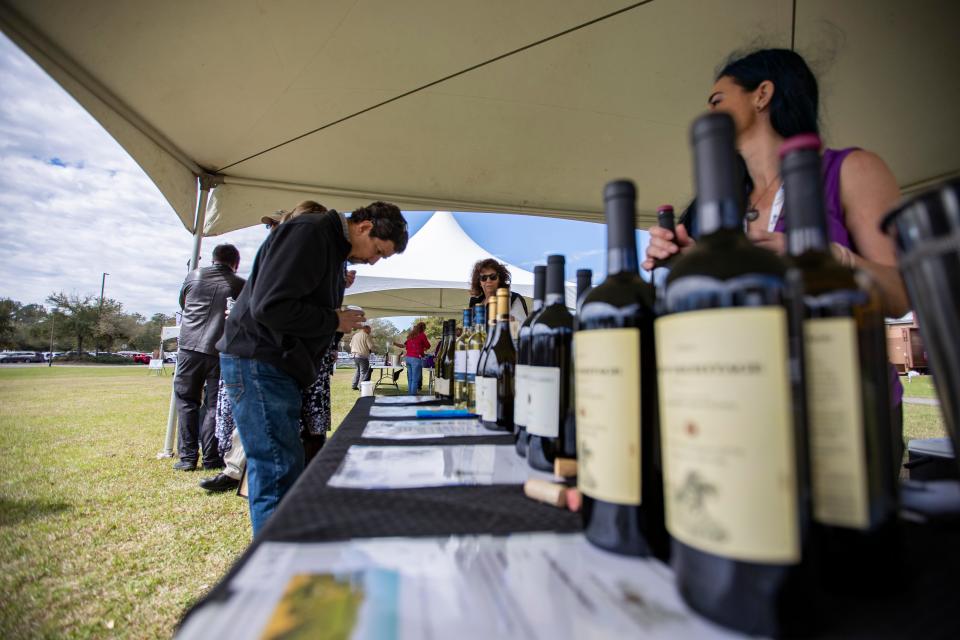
top-left (479, 288), bottom-right (516, 431)
top-left (576, 179), bottom-right (668, 559)
top-left (515, 265), bottom-right (546, 457)
top-left (780, 133), bottom-right (899, 591)
top-left (527, 255), bottom-right (574, 471)
top-left (655, 112), bottom-right (817, 636)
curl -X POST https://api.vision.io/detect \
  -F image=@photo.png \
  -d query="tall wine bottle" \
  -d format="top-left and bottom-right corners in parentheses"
top-left (440, 319), bottom-right (456, 402)
top-left (453, 308), bottom-right (472, 407)
top-left (434, 320), bottom-right (450, 398)
top-left (475, 299), bottom-right (498, 420)
top-left (780, 133), bottom-right (899, 589)
top-left (575, 269), bottom-right (593, 313)
top-left (527, 255), bottom-right (575, 471)
top-left (652, 205), bottom-right (676, 298)
top-left (479, 288), bottom-right (517, 431)
top-left (515, 265), bottom-right (546, 457)
top-left (655, 112), bottom-right (816, 636)
top-left (576, 179), bottom-right (668, 560)
top-left (466, 304), bottom-right (487, 410)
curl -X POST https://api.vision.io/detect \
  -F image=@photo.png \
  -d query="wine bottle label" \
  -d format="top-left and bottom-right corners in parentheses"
top-left (454, 351), bottom-right (467, 381)
top-left (805, 317), bottom-right (870, 529)
top-left (476, 376), bottom-right (499, 422)
top-left (656, 307), bottom-right (800, 564)
top-left (514, 364), bottom-right (529, 427)
top-left (526, 366), bottom-right (561, 437)
top-left (466, 349), bottom-right (480, 382)
top-left (435, 377), bottom-right (449, 396)
top-left (574, 328), bottom-right (641, 506)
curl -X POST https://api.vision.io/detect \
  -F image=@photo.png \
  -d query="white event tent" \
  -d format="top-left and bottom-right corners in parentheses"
top-left (345, 211), bottom-right (577, 318)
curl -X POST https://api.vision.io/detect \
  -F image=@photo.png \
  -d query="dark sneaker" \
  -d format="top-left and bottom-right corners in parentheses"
top-left (173, 459), bottom-right (197, 471)
top-left (199, 473), bottom-right (240, 493)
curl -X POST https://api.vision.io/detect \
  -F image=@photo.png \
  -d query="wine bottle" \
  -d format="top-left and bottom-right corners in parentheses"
top-left (576, 179), bottom-right (668, 560)
top-left (655, 112), bottom-right (816, 636)
top-left (515, 265), bottom-right (546, 457)
top-left (440, 319), bottom-right (456, 402)
top-left (652, 205), bottom-right (676, 297)
top-left (453, 309), bottom-right (472, 407)
top-left (781, 133), bottom-right (899, 590)
top-left (575, 269), bottom-right (593, 313)
top-left (466, 304), bottom-right (487, 410)
top-left (434, 320), bottom-right (450, 398)
top-left (475, 299), bottom-right (498, 421)
top-left (479, 288), bottom-right (517, 431)
top-left (527, 255), bottom-right (575, 471)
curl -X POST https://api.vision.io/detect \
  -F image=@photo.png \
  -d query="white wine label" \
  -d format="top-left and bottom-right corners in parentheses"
top-left (575, 329), bottom-right (641, 506)
top-left (526, 366), bottom-right (561, 438)
top-left (476, 376), bottom-right (499, 422)
top-left (805, 318), bottom-right (870, 529)
top-left (514, 365), bottom-right (529, 427)
top-left (454, 351), bottom-right (467, 381)
top-left (466, 349), bottom-right (480, 382)
top-left (435, 377), bottom-right (450, 396)
top-left (656, 307), bottom-right (800, 564)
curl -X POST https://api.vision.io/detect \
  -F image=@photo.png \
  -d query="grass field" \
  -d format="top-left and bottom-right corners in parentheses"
top-left (0, 366), bottom-right (947, 638)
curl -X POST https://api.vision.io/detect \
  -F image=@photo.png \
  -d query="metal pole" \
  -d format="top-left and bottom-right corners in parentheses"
top-left (158, 178), bottom-right (211, 459)
top-left (96, 272), bottom-right (109, 356)
top-left (48, 311), bottom-right (55, 367)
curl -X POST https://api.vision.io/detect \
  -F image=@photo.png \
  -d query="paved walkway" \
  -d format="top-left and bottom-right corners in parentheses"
top-left (903, 396), bottom-right (941, 406)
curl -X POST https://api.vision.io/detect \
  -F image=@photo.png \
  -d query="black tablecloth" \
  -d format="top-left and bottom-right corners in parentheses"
top-left (183, 397), bottom-right (960, 637)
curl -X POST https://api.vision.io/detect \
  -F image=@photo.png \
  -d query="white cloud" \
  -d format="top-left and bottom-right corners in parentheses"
top-left (0, 33), bottom-right (266, 315)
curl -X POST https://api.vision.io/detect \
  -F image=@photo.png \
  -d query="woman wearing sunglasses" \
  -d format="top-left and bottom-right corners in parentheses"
top-left (468, 259), bottom-right (528, 340)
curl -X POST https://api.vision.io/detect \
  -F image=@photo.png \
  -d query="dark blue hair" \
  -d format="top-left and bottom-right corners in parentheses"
top-left (718, 48), bottom-right (820, 137)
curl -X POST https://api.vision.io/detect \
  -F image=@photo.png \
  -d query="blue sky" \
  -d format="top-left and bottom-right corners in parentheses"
top-left (0, 33), bottom-right (648, 325)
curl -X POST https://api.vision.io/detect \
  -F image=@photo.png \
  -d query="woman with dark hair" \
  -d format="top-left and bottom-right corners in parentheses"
top-left (468, 258), bottom-right (528, 339)
top-left (394, 321), bottom-right (431, 395)
top-left (643, 48), bottom-right (908, 318)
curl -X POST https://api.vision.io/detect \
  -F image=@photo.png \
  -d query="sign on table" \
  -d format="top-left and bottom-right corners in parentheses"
top-left (362, 419), bottom-right (490, 440)
top-left (177, 533), bottom-right (741, 640)
top-left (374, 395), bottom-right (442, 405)
top-left (369, 405), bottom-right (455, 417)
top-left (327, 444), bottom-right (554, 489)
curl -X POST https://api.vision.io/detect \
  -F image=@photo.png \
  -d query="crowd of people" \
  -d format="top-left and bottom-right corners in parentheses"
top-left (172, 46), bottom-right (907, 536)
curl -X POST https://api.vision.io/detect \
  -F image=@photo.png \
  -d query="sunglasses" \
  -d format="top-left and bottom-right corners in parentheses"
top-left (479, 273), bottom-right (499, 282)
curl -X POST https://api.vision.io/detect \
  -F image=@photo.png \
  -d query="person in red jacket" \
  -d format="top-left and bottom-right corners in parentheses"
top-left (393, 322), bottom-right (430, 395)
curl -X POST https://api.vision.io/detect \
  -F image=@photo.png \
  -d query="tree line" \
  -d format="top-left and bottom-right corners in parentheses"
top-left (0, 293), bottom-right (176, 353)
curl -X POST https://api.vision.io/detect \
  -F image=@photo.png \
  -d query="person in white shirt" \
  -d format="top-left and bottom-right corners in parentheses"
top-left (350, 325), bottom-right (376, 390)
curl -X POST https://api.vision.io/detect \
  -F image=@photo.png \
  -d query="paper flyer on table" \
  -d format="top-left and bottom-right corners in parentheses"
top-left (177, 533), bottom-right (741, 640)
top-left (369, 405), bottom-right (455, 417)
top-left (327, 445), bottom-right (554, 489)
top-left (362, 419), bottom-right (489, 440)
top-left (374, 396), bottom-right (442, 405)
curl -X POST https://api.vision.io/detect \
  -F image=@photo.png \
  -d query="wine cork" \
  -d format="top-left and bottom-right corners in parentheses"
top-left (554, 457), bottom-right (577, 478)
top-left (524, 479), bottom-right (567, 508)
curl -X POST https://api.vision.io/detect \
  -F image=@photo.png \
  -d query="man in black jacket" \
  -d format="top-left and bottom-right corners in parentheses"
top-left (218, 202), bottom-right (407, 534)
top-left (173, 244), bottom-right (245, 471)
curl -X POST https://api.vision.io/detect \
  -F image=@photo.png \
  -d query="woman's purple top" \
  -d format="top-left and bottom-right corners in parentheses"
top-left (775, 147), bottom-right (903, 406)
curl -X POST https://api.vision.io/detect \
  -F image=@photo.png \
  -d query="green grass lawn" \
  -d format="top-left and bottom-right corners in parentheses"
top-left (0, 365), bottom-right (946, 638)
top-left (898, 374), bottom-right (940, 399)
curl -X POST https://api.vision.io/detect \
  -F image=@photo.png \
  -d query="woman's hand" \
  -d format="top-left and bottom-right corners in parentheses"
top-left (747, 229), bottom-right (787, 255)
top-left (642, 223), bottom-right (695, 271)
top-left (337, 308), bottom-right (365, 333)
top-left (345, 269), bottom-right (356, 288)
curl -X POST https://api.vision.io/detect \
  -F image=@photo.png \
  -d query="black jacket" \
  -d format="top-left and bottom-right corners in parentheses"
top-left (217, 211), bottom-right (350, 387)
top-left (177, 263), bottom-right (245, 355)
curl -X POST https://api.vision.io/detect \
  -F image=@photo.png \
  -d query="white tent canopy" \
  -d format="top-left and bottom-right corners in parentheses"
top-left (344, 211), bottom-right (576, 318)
top-left (1, 1), bottom-right (957, 239)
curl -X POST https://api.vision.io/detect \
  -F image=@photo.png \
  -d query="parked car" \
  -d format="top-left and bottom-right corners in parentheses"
top-left (133, 353), bottom-right (151, 364)
top-left (0, 351), bottom-right (44, 363)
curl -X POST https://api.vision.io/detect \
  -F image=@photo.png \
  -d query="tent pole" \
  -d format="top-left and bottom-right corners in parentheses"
top-left (158, 177), bottom-right (213, 459)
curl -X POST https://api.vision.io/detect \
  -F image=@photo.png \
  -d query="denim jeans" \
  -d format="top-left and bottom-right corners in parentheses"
top-left (405, 356), bottom-right (423, 395)
top-left (351, 356), bottom-right (370, 389)
top-left (220, 353), bottom-right (303, 536)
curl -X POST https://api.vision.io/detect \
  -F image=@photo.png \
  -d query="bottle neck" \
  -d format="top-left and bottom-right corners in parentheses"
top-left (783, 148), bottom-right (829, 255)
top-left (545, 292), bottom-right (564, 306)
top-left (532, 298), bottom-right (543, 312)
top-left (606, 209), bottom-right (639, 275)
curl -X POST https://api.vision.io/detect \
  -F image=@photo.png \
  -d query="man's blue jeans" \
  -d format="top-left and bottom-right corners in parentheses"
top-left (219, 353), bottom-right (303, 536)
top-left (405, 356), bottom-right (423, 395)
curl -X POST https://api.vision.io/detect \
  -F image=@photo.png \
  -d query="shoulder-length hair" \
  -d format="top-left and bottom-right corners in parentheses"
top-left (469, 259), bottom-right (511, 297)
top-left (407, 321), bottom-right (426, 340)
top-left (280, 200), bottom-right (327, 224)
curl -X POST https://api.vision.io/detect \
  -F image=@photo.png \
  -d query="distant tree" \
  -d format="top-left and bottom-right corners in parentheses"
top-left (95, 301), bottom-right (138, 351)
top-left (0, 298), bottom-right (17, 348)
top-left (367, 318), bottom-right (399, 355)
top-left (131, 312), bottom-right (177, 352)
top-left (46, 292), bottom-right (99, 354)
